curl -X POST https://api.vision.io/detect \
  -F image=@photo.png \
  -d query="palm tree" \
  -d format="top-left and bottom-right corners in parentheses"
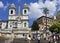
top-left (43, 8), bottom-right (49, 39)
top-left (43, 8), bottom-right (49, 15)
top-left (56, 10), bottom-right (60, 22)
top-left (43, 8), bottom-right (49, 30)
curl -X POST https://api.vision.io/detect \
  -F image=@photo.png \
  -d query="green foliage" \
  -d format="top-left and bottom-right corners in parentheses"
top-left (43, 8), bottom-right (49, 15)
top-left (56, 10), bottom-right (60, 22)
top-left (49, 21), bottom-right (60, 33)
top-left (31, 21), bottom-right (39, 31)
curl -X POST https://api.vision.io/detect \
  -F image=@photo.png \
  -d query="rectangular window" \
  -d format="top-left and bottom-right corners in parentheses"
top-left (24, 23), bottom-right (26, 27)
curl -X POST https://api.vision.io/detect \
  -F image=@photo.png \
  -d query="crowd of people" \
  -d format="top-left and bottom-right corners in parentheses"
top-left (48, 34), bottom-right (60, 43)
top-left (23, 33), bottom-right (60, 43)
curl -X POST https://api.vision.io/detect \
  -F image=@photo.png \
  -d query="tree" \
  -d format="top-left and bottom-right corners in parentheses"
top-left (56, 10), bottom-right (60, 22)
top-left (43, 8), bottom-right (49, 30)
top-left (31, 21), bottom-right (39, 31)
top-left (43, 8), bottom-right (49, 15)
top-left (49, 21), bottom-right (60, 33)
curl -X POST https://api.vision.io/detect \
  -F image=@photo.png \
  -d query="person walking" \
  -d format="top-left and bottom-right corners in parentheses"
top-left (48, 37), bottom-right (51, 43)
top-left (37, 35), bottom-right (40, 43)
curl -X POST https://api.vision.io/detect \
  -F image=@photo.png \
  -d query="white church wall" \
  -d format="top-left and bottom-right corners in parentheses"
top-left (22, 21), bottom-right (29, 28)
top-left (2, 22), bottom-right (7, 29)
top-left (17, 23), bottom-right (22, 29)
top-left (17, 34), bottom-right (24, 38)
top-left (8, 21), bottom-right (17, 29)
top-left (9, 16), bottom-right (17, 20)
top-left (21, 16), bottom-right (29, 20)
top-left (0, 3), bottom-right (31, 39)
top-left (9, 9), bottom-right (15, 15)
top-left (8, 21), bottom-right (13, 29)
top-left (23, 9), bottom-right (29, 15)
top-left (6, 34), bottom-right (11, 38)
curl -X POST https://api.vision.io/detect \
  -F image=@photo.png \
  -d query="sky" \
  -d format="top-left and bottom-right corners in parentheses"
top-left (0, 0), bottom-right (60, 26)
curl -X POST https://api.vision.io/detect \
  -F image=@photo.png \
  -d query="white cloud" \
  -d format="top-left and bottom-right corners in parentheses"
top-left (0, 1), bottom-right (9, 10)
top-left (29, 0), bottom-right (58, 19)
top-left (29, 2), bottom-right (45, 19)
top-left (45, 0), bottom-right (57, 16)
top-left (4, 2), bottom-right (10, 10)
top-left (0, 1), bottom-right (4, 8)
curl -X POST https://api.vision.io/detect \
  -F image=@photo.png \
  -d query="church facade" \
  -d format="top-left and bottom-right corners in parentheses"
top-left (0, 3), bottom-right (31, 38)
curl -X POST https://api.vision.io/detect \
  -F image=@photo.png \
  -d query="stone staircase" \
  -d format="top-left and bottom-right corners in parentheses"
top-left (10, 38), bottom-right (49, 43)
top-left (8, 38), bottom-right (14, 43)
top-left (10, 38), bottom-right (60, 43)
top-left (11, 38), bottom-right (28, 43)
top-left (5, 37), bottom-right (14, 43)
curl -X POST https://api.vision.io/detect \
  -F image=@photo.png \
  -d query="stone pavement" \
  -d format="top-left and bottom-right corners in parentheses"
top-left (0, 38), bottom-right (60, 43)
top-left (11, 38), bottom-right (48, 43)
top-left (11, 38), bottom-right (60, 43)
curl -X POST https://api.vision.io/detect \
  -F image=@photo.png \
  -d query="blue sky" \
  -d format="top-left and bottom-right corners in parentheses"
top-left (0, 0), bottom-right (60, 26)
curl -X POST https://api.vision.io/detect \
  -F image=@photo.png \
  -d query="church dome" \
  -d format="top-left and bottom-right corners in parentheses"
top-left (23, 3), bottom-right (28, 9)
top-left (10, 3), bottom-right (16, 9)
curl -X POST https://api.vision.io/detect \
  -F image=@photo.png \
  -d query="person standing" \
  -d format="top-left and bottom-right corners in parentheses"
top-left (37, 35), bottom-right (40, 43)
top-left (53, 35), bottom-right (57, 43)
top-left (27, 35), bottom-right (31, 43)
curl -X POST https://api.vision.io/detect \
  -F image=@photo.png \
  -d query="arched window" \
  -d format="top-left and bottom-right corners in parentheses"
top-left (24, 23), bottom-right (26, 27)
top-left (0, 23), bottom-right (2, 28)
top-left (24, 10), bottom-right (26, 14)
top-left (11, 10), bottom-right (13, 14)
top-left (0, 26), bottom-right (1, 28)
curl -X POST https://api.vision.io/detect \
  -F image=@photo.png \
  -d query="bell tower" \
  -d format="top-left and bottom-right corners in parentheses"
top-left (8, 3), bottom-right (17, 29)
top-left (9, 3), bottom-right (16, 16)
top-left (22, 3), bottom-right (29, 28)
top-left (9, 3), bottom-right (16, 20)
top-left (23, 3), bottom-right (28, 15)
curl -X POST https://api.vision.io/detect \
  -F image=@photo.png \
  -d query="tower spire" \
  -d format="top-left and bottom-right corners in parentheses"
top-left (18, 5), bottom-right (20, 14)
top-left (18, 5), bottom-right (20, 17)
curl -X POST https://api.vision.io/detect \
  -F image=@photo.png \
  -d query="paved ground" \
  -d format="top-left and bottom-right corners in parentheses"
top-left (11, 38), bottom-right (60, 43)
top-left (11, 38), bottom-right (48, 43)
top-left (0, 38), bottom-right (60, 43)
